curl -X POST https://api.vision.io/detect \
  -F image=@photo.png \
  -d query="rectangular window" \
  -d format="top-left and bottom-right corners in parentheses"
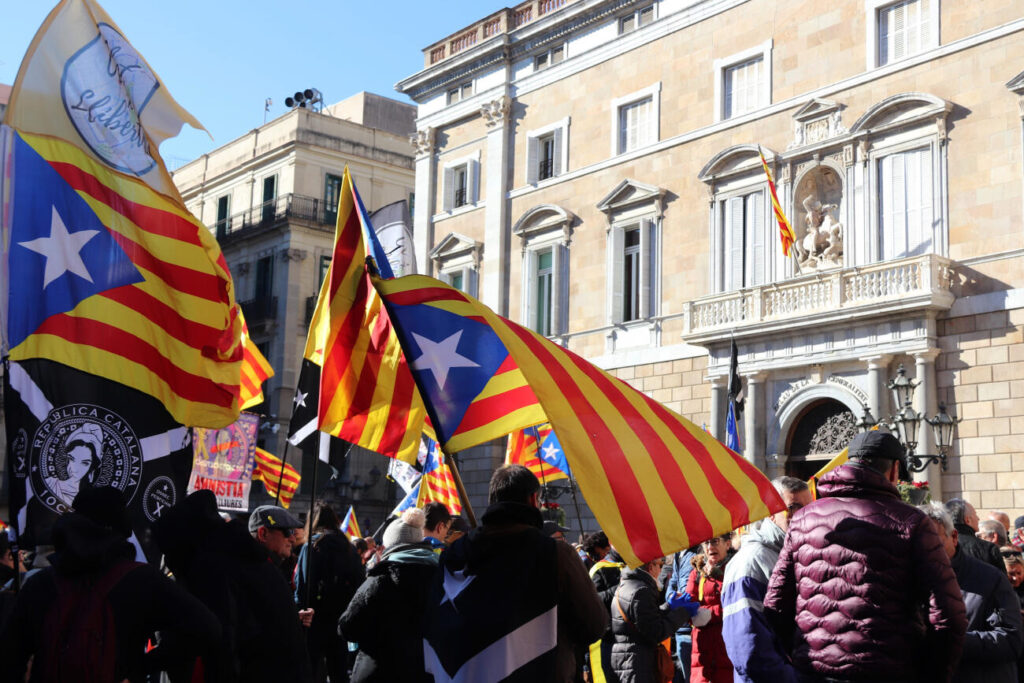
top-left (878, 147), bottom-right (933, 260)
top-left (535, 249), bottom-right (554, 336)
top-left (215, 195), bottom-right (230, 238)
top-left (255, 255), bottom-right (274, 300)
top-left (619, 5), bottom-right (654, 34)
top-left (261, 176), bottom-right (276, 223)
top-left (538, 134), bottom-right (555, 181)
top-left (319, 254), bottom-right (332, 287)
top-left (450, 271), bottom-right (465, 293)
top-left (723, 56), bottom-right (764, 119)
top-left (324, 173), bottom-right (342, 225)
top-left (618, 97), bottom-right (652, 154)
top-left (535, 45), bottom-right (565, 71)
top-left (720, 191), bottom-right (765, 292)
top-left (447, 82), bottom-right (474, 105)
top-left (453, 165), bottom-right (468, 208)
top-left (878, 0), bottom-right (932, 66)
top-left (622, 229), bottom-right (641, 322)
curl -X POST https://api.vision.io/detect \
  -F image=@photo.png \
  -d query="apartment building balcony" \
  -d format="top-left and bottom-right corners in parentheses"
top-left (215, 193), bottom-right (336, 243)
top-left (239, 296), bottom-right (279, 328)
top-left (682, 254), bottom-right (955, 346)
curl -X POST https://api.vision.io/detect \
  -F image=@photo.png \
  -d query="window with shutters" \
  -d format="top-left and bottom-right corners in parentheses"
top-left (868, 0), bottom-right (938, 68)
top-left (534, 44), bottom-right (565, 71)
top-left (261, 175), bottom-right (277, 223)
top-left (324, 173), bottom-right (342, 225)
top-left (215, 194), bottom-right (231, 239)
top-left (431, 233), bottom-right (482, 297)
top-left (619, 5), bottom-right (655, 34)
top-left (608, 218), bottom-right (658, 324)
top-left (526, 118), bottom-right (570, 185)
top-left (446, 82), bottom-right (474, 105)
top-left (441, 152), bottom-right (480, 213)
top-left (610, 84), bottom-right (660, 156)
top-left (877, 147), bottom-right (934, 260)
top-left (714, 41), bottom-right (772, 122)
top-left (514, 206), bottom-right (574, 338)
top-left (718, 190), bottom-right (766, 292)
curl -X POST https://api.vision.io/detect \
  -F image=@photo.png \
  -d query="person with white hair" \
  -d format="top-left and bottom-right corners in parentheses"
top-left (978, 519), bottom-right (1009, 548)
top-left (920, 502), bottom-right (1023, 683)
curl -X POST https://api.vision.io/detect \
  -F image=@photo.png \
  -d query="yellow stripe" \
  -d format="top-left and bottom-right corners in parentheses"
top-left (10, 333), bottom-right (238, 428)
top-left (446, 403), bottom-right (546, 453)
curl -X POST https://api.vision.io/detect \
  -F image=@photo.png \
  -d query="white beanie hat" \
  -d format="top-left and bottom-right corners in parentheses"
top-left (383, 508), bottom-right (426, 548)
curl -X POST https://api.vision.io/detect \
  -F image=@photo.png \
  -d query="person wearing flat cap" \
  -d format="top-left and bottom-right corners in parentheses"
top-left (764, 430), bottom-right (967, 682)
top-left (249, 505), bottom-right (314, 629)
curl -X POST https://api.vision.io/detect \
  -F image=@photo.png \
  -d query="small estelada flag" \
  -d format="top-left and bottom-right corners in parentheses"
top-left (341, 505), bottom-right (362, 541)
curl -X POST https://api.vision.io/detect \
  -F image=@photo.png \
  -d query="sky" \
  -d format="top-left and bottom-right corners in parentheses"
top-left (0, 1), bottom-right (509, 167)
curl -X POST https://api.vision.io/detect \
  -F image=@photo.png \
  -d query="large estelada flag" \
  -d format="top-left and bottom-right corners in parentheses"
top-left (4, 359), bottom-right (192, 561)
top-left (0, 0), bottom-right (243, 429)
top-left (376, 275), bottom-right (784, 567)
top-left (505, 423), bottom-right (570, 484)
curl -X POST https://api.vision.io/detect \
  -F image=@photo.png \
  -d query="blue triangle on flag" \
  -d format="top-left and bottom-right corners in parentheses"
top-left (7, 133), bottom-right (143, 348)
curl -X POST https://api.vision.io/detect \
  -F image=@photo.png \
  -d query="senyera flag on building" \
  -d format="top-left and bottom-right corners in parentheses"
top-left (758, 146), bottom-right (797, 258)
top-left (1, 0), bottom-right (244, 429)
top-left (375, 274), bottom-right (784, 567)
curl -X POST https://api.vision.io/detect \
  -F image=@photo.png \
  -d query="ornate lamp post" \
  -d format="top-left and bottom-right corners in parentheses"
top-left (857, 363), bottom-right (960, 472)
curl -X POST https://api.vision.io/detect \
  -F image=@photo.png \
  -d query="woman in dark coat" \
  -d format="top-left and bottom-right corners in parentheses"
top-left (338, 508), bottom-right (439, 683)
top-left (685, 534), bottom-right (735, 683)
top-left (610, 556), bottom-right (693, 683)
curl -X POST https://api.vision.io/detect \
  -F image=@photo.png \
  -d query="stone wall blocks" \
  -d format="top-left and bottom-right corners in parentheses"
top-left (976, 346), bottom-right (1009, 366)
top-left (978, 382), bottom-right (1010, 402)
top-left (960, 436), bottom-right (995, 456)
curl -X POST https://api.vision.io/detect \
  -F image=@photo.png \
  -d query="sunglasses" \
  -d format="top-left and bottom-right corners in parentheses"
top-left (271, 527), bottom-right (294, 537)
top-left (1001, 549), bottom-right (1022, 558)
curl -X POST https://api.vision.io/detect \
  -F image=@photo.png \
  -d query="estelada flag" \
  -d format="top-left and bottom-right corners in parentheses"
top-left (1, 0), bottom-right (243, 428)
top-left (376, 275), bottom-right (784, 567)
top-left (253, 447), bottom-right (300, 508)
top-left (4, 358), bottom-right (193, 561)
top-left (315, 168), bottom-right (429, 463)
top-left (505, 423), bottom-right (570, 484)
top-left (415, 438), bottom-right (463, 515)
top-left (341, 505), bottom-right (362, 541)
top-left (758, 146), bottom-right (797, 258)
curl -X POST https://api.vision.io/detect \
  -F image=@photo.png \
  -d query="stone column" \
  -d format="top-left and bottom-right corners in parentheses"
top-left (410, 127), bottom-right (436, 276)
top-left (914, 349), bottom-right (942, 498)
top-left (744, 372), bottom-right (768, 471)
top-left (862, 354), bottom-right (893, 420)
top-left (710, 376), bottom-right (727, 442)
top-left (480, 95), bottom-right (513, 315)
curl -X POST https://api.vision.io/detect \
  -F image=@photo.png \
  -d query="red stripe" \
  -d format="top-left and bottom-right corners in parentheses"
top-left (377, 362), bottom-right (419, 454)
top-left (106, 230), bottom-right (225, 302)
top-left (49, 160), bottom-right (205, 247)
top-left (503, 322), bottom-right (663, 560)
top-left (33, 314), bottom-right (236, 407)
top-left (98, 287), bottom-right (229, 352)
top-left (385, 286), bottom-right (468, 307)
top-left (454, 384), bottom-right (539, 435)
top-left (328, 207), bottom-right (362, 301)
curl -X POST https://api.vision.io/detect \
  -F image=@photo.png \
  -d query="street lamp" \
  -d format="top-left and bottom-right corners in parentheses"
top-left (860, 364), bottom-right (960, 472)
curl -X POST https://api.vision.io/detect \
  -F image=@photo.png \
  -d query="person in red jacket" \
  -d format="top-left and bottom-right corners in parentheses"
top-left (686, 533), bottom-right (735, 683)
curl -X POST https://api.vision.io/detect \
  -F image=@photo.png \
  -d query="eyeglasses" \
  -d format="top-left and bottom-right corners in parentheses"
top-left (702, 536), bottom-right (730, 546)
top-left (784, 503), bottom-right (805, 518)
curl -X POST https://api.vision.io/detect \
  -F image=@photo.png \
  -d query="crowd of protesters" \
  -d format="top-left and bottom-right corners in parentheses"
top-left (1, 431), bottom-right (1024, 682)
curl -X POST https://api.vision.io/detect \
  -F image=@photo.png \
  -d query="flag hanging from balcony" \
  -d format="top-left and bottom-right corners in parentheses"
top-left (253, 447), bottom-right (300, 508)
top-left (316, 167), bottom-right (428, 463)
top-left (758, 146), bottom-right (796, 258)
top-left (505, 423), bottom-right (570, 484)
top-left (415, 438), bottom-right (463, 515)
top-left (1, 0), bottom-right (243, 429)
top-left (375, 274), bottom-right (784, 567)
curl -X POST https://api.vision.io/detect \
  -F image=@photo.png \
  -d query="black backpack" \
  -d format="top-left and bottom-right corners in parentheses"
top-left (38, 560), bottom-right (141, 683)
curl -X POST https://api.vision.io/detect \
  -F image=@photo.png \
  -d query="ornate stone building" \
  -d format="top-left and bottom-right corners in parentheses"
top-left (172, 92), bottom-right (416, 523)
top-left (397, 0), bottom-right (1024, 514)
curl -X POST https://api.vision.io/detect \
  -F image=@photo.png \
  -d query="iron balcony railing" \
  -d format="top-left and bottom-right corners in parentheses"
top-left (239, 296), bottom-right (278, 325)
top-left (214, 193), bottom-right (337, 241)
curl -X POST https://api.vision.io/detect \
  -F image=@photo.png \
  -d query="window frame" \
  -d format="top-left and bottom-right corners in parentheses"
top-left (215, 194), bottom-right (231, 238)
top-left (868, 136), bottom-right (943, 262)
top-left (713, 39), bottom-right (773, 123)
top-left (534, 44), bottom-right (565, 71)
top-left (607, 216), bottom-right (659, 325)
top-left (431, 233), bottom-right (482, 297)
top-left (618, 4), bottom-right (655, 34)
top-left (525, 117), bottom-right (570, 186)
top-left (441, 151), bottom-right (481, 213)
top-left (715, 187), bottom-right (768, 293)
top-left (446, 82), bottom-right (474, 105)
top-left (865, 0), bottom-right (939, 70)
top-left (610, 83), bottom-right (661, 156)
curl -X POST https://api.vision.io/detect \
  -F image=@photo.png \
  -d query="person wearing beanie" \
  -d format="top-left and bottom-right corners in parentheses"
top-left (339, 507), bottom-right (438, 682)
top-left (0, 487), bottom-right (222, 681)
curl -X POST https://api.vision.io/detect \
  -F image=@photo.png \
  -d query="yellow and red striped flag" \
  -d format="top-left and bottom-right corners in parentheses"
top-left (505, 423), bottom-right (569, 484)
top-left (253, 447), bottom-right (300, 508)
top-left (239, 315), bottom-right (274, 411)
top-left (341, 505), bottom-right (362, 541)
top-left (758, 146), bottom-right (797, 258)
top-left (376, 275), bottom-right (783, 567)
top-left (415, 439), bottom-right (463, 514)
top-left (315, 167), bottom-right (427, 463)
top-left (2, 0), bottom-right (243, 428)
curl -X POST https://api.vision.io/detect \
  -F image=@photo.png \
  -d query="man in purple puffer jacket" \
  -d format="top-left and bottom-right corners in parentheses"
top-left (763, 431), bottom-right (967, 682)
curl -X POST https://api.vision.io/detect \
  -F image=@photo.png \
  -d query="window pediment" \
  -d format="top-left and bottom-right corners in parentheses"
top-left (1008, 70), bottom-right (1024, 95)
top-left (595, 179), bottom-right (665, 217)
top-left (789, 99), bottom-right (847, 150)
top-left (513, 204), bottom-right (574, 246)
top-left (849, 92), bottom-right (951, 136)
top-left (698, 145), bottom-right (771, 185)
top-left (430, 232), bottom-right (482, 269)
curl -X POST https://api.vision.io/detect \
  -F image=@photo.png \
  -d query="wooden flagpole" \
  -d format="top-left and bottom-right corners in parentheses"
top-left (441, 446), bottom-right (478, 528)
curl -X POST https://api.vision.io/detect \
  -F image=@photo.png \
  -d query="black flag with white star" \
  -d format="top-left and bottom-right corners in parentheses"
top-left (286, 358), bottom-right (348, 473)
top-left (4, 359), bottom-right (192, 561)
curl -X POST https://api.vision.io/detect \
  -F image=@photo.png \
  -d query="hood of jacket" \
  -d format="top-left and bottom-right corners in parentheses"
top-left (744, 518), bottom-right (786, 552)
top-left (50, 513), bottom-right (135, 577)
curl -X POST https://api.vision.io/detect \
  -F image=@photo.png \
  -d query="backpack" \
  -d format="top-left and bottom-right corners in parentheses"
top-left (306, 533), bottom-right (360, 620)
top-left (37, 560), bottom-right (141, 683)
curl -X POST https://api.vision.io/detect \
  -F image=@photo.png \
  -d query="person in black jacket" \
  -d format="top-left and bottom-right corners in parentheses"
top-left (590, 545), bottom-right (628, 682)
top-left (948, 498), bottom-right (1006, 571)
top-left (0, 487), bottom-right (221, 682)
top-left (153, 490), bottom-right (313, 683)
top-left (295, 502), bottom-right (364, 683)
top-left (338, 507), bottom-right (438, 682)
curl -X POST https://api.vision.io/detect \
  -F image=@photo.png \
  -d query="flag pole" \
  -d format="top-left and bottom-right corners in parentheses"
top-left (274, 437), bottom-right (289, 506)
top-left (441, 446), bottom-right (477, 528)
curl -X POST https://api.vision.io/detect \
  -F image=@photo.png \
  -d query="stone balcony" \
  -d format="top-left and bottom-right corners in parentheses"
top-left (682, 253), bottom-right (955, 346)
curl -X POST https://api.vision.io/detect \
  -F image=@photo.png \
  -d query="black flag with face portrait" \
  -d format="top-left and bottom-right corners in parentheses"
top-left (3, 358), bottom-right (192, 561)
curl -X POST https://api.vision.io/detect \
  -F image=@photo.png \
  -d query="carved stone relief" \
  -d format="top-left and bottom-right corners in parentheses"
top-left (807, 410), bottom-right (858, 454)
top-left (793, 166), bottom-right (844, 272)
top-left (410, 127), bottom-right (435, 157)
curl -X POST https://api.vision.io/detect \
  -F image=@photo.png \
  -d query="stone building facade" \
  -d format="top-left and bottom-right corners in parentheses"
top-left (172, 92), bottom-right (417, 523)
top-left (397, 0), bottom-right (1024, 518)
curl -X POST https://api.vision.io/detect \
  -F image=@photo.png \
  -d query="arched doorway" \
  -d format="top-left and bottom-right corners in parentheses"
top-left (784, 399), bottom-right (857, 479)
